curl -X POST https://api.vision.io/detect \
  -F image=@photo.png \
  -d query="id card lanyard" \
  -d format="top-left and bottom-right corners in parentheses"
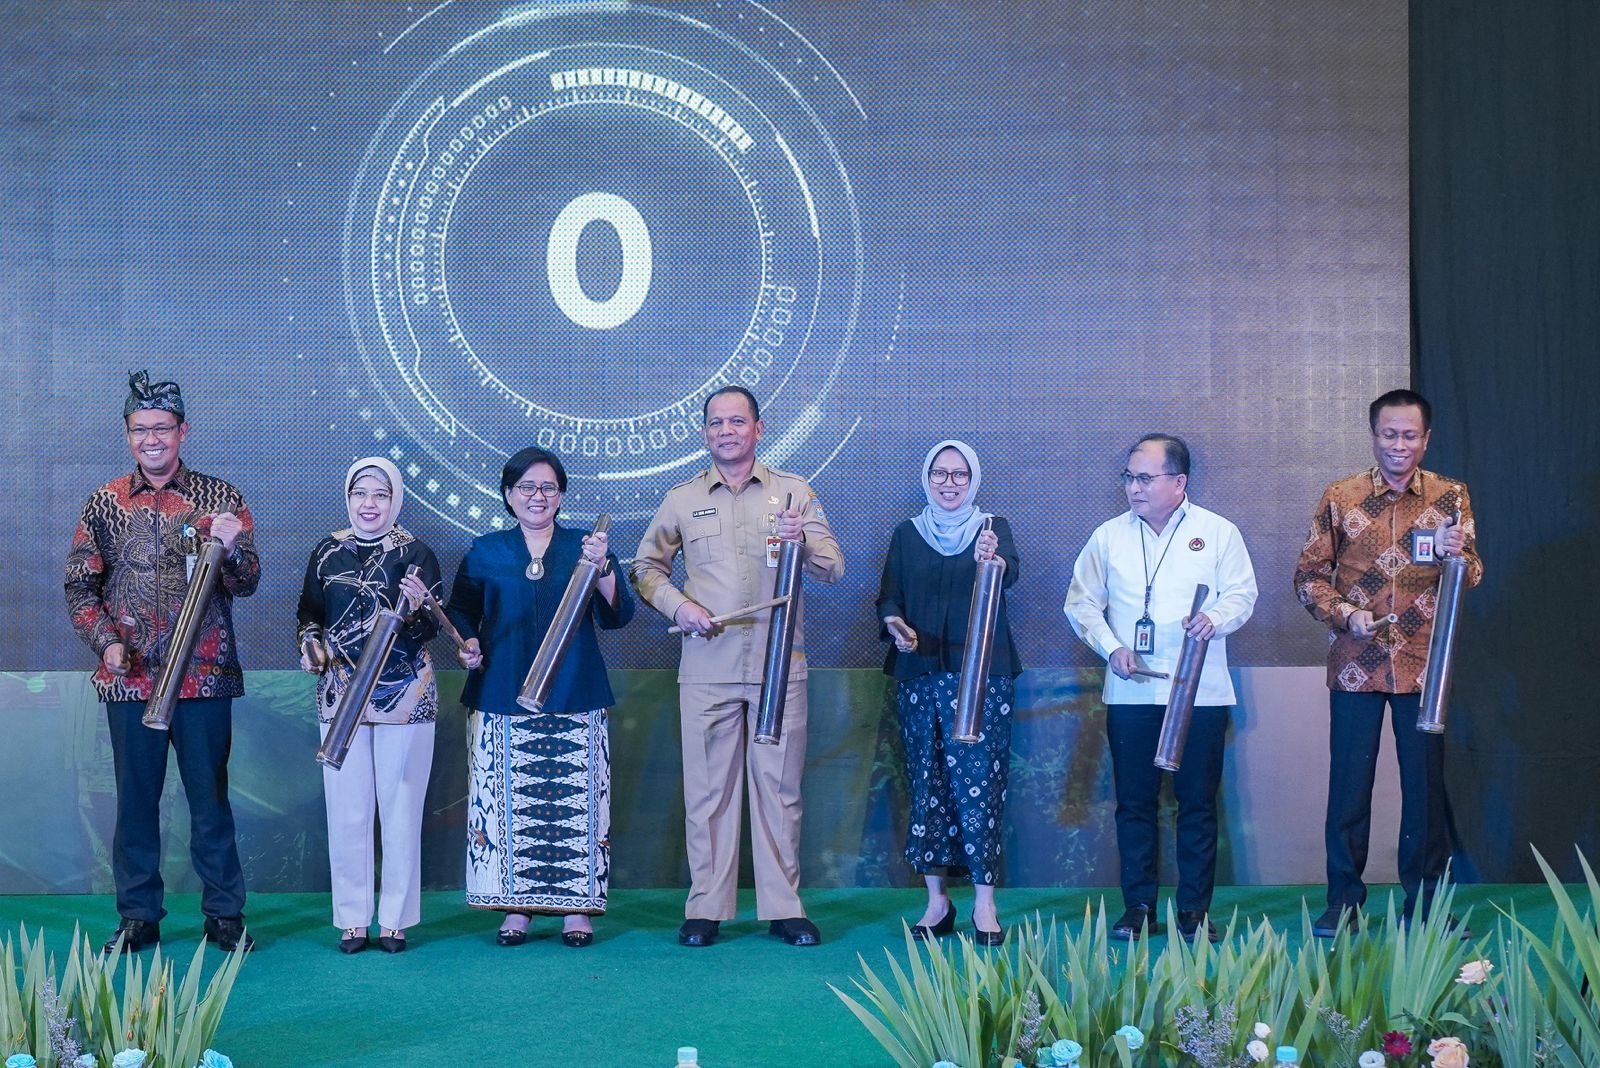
top-left (1135, 512), bottom-right (1185, 655)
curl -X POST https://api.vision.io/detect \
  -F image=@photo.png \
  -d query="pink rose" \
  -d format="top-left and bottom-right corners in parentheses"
top-left (1427, 1036), bottom-right (1469, 1068)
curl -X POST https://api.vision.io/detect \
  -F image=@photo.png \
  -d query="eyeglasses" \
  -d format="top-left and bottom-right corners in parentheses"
top-left (928, 469), bottom-right (971, 486)
top-left (512, 481), bottom-right (561, 498)
top-left (1119, 472), bottom-right (1179, 488)
top-left (126, 423), bottom-right (180, 441)
top-left (348, 489), bottom-right (392, 503)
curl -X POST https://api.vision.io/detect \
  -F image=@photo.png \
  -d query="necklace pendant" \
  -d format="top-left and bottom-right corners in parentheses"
top-left (525, 559), bottom-right (544, 581)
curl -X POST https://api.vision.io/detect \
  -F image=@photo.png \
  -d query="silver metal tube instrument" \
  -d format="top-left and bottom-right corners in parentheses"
top-left (143, 538), bottom-right (227, 730)
top-left (953, 518), bottom-right (1004, 744)
top-left (1153, 584), bottom-right (1211, 771)
top-left (516, 515), bottom-right (612, 713)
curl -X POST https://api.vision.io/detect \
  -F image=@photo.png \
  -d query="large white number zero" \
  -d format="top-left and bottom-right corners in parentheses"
top-left (547, 192), bottom-right (653, 330)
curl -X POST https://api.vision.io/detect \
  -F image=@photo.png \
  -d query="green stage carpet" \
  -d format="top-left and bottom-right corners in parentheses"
top-left (0, 886), bottom-right (1564, 1067)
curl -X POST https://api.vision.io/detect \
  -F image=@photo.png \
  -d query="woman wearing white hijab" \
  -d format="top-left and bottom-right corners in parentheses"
top-left (875, 440), bottom-right (1021, 945)
top-left (296, 457), bottom-right (445, 954)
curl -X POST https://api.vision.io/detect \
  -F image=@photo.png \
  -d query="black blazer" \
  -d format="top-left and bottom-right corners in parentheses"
top-left (874, 515), bottom-right (1021, 681)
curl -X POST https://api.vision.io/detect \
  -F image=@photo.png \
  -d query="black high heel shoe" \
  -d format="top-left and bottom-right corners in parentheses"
top-left (911, 901), bottom-right (957, 941)
top-left (971, 915), bottom-right (1006, 947)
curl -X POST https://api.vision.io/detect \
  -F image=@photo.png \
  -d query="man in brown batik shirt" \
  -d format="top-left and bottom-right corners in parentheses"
top-left (1294, 388), bottom-right (1483, 937)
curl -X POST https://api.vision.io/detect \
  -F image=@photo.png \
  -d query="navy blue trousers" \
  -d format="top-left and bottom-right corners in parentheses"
top-left (106, 698), bottom-right (247, 921)
top-left (1106, 703), bottom-right (1229, 913)
top-left (1324, 690), bottom-right (1449, 916)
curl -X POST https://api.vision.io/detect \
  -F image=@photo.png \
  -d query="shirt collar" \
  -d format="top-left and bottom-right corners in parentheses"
top-left (706, 460), bottom-right (771, 493)
top-left (1126, 495), bottom-right (1190, 533)
top-left (129, 463), bottom-right (190, 496)
top-left (1368, 466), bottom-right (1425, 496)
top-left (334, 526), bottom-right (407, 552)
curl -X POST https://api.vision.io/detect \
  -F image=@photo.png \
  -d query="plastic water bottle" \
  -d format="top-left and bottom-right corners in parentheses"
top-left (1273, 1048), bottom-right (1300, 1067)
top-left (677, 1048), bottom-right (700, 1067)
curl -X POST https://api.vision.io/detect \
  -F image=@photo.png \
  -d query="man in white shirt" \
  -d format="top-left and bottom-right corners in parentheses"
top-left (1064, 434), bottom-right (1258, 943)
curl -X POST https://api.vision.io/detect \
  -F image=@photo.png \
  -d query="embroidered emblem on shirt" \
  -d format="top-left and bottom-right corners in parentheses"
top-left (1188, 537), bottom-right (1205, 551)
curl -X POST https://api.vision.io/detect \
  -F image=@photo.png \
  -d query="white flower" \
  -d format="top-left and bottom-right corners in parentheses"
top-left (1457, 958), bottom-right (1494, 985)
top-left (1359, 1052), bottom-right (1386, 1068)
top-left (1246, 1039), bottom-right (1270, 1063)
top-left (1254, 1022), bottom-right (1272, 1040)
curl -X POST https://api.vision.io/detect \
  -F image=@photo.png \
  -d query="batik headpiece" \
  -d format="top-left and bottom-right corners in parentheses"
top-left (122, 370), bottom-right (185, 421)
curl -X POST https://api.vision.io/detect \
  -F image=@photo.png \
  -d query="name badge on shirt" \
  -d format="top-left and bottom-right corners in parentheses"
top-left (1410, 528), bottom-right (1437, 565)
top-left (766, 535), bottom-right (782, 567)
top-left (1134, 616), bottom-right (1156, 655)
top-left (182, 524), bottom-right (198, 581)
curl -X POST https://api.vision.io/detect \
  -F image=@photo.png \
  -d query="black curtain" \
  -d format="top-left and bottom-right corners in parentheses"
top-left (1411, 0), bottom-right (1600, 880)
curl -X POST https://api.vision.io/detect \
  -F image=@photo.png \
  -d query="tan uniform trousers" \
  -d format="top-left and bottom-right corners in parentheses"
top-left (679, 676), bottom-right (808, 921)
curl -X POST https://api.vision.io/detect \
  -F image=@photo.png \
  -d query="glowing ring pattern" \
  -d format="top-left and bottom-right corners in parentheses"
top-left (342, 2), bottom-right (873, 528)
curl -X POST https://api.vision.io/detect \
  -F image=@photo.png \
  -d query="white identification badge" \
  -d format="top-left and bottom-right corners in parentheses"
top-left (766, 535), bottom-right (781, 567)
top-left (1134, 616), bottom-right (1156, 655)
top-left (1410, 528), bottom-right (1436, 565)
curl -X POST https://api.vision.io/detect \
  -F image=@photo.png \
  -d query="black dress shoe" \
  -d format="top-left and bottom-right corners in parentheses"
top-left (338, 928), bottom-right (369, 954)
top-left (203, 915), bottom-right (255, 952)
top-left (496, 923), bottom-right (528, 947)
top-left (1312, 905), bottom-right (1356, 939)
top-left (102, 917), bottom-right (160, 955)
top-left (678, 918), bottom-right (720, 947)
top-left (1176, 910), bottom-right (1220, 944)
top-left (377, 932), bottom-right (407, 954)
top-left (768, 917), bottom-right (821, 946)
top-left (561, 929), bottom-right (594, 948)
top-left (971, 920), bottom-right (1006, 947)
top-left (910, 902), bottom-right (957, 941)
top-left (1110, 904), bottom-right (1164, 940)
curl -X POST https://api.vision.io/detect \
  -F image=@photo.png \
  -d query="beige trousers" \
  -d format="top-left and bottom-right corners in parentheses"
top-left (679, 678), bottom-right (808, 921)
top-left (320, 721), bottom-right (435, 931)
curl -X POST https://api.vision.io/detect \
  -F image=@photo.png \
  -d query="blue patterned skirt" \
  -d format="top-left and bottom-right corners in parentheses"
top-left (465, 707), bottom-right (611, 914)
top-left (896, 672), bottom-right (1014, 885)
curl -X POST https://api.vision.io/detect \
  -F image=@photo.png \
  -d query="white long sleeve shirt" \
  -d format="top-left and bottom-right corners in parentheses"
top-left (1063, 498), bottom-right (1257, 706)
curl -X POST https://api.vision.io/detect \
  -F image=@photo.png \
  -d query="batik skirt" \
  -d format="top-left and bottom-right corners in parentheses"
top-left (896, 671), bottom-right (1014, 885)
top-left (465, 707), bottom-right (611, 914)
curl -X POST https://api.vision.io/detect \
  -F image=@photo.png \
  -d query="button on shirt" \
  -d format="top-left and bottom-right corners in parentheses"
top-left (631, 462), bottom-right (844, 684)
top-left (1064, 498), bottom-right (1257, 706)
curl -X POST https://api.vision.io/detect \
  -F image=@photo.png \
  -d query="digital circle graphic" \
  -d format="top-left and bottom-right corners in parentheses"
top-left (342, 1), bottom-right (886, 529)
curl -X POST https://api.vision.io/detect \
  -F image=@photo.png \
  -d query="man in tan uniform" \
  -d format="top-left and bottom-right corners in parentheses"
top-left (632, 385), bottom-right (844, 947)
